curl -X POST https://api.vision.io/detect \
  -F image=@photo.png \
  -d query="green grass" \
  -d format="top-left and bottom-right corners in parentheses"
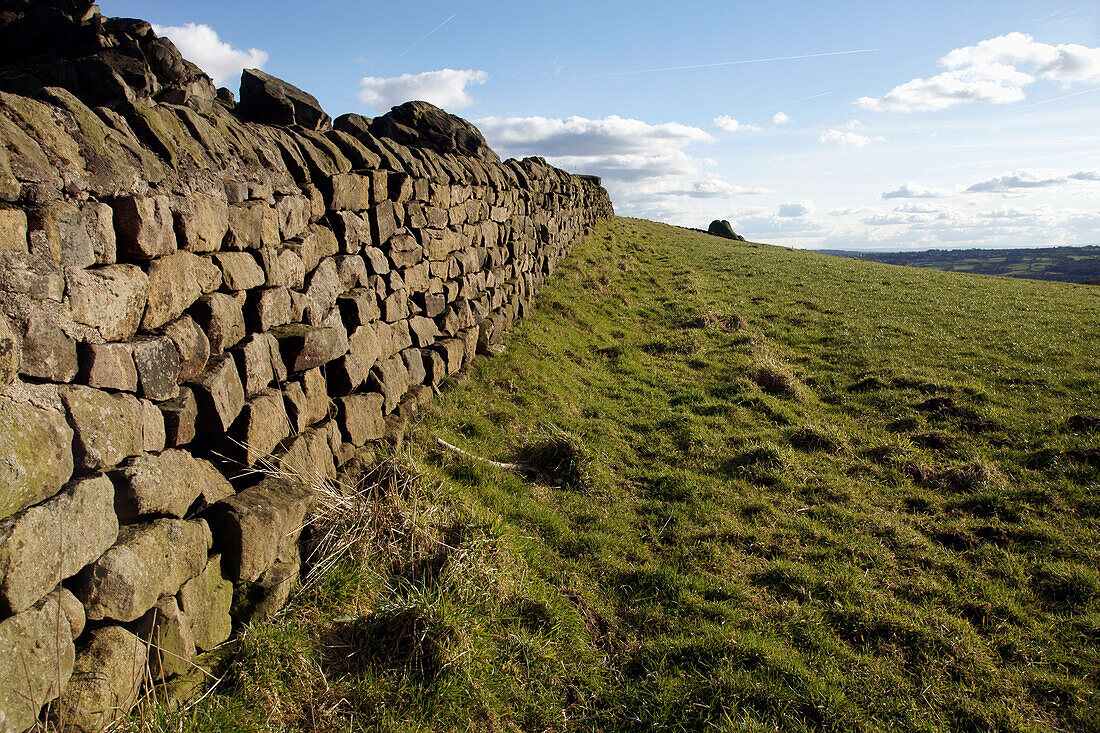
top-left (145, 218), bottom-right (1100, 732)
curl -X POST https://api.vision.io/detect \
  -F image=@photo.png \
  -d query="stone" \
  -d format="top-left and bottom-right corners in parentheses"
top-left (0, 476), bottom-right (117, 616)
top-left (331, 210), bottom-right (370, 252)
top-left (84, 202), bottom-right (116, 265)
top-left (133, 596), bottom-right (195, 680)
top-left (116, 449), bottom-right (233, 520)
top-left (435, 337), bottom-right (466, 375)
top-left (131, 336), bottom-right (182, 401)
top-left (59, 587), bottom-right (85, 640)
top-left (142, 250), bottom-right (221, 330)
top-left (60, 626), bottom-right (145, 732)
top-left (65, 264), bottom-right (147, 341)
top-left (114, 195), bottom-right (176, 260)
top-left (0, 208), bottom-right (27, 252)
top-left (707, 219), bottom-right (746, 241)
top-left (409, 315), bottom-right (441, 347)
top-left (75, 518), bottom-right (212, 623)
top-left (271, 324), bottom-right (347, 373)
top-left (231, 390), bottom-right (291, 467)
top-left (329, 173), bottom-right (371, 211)
top-left (161, 387), bottom-right (198, 447)
top-left (19, 310), bottom-right (78, 382)
top-left (336, 393), bottom-right (385, 446)
top-left (175, 193), bottom-right (229, 252)
top-left (0, 397), bottom-right (73, 521)
top-left (0, 315), bottom-right (16, 389)
top-left (337, 289), bottom-right (381, 330)
top-left (60, 385), bottom-right (142, 472)
top-left (369, 355), bottom-right (410, 414)
top-left (275, 195), bottom-right (311, 240)
top-left (215, 251), bottom-right (265, 291)
top-left (383, 290), bottom-right (410, 322)
top-left (370, 101), bottom-right (501, 164)
top-left (225, 201), bottom-right (264, 250)
top-left (190, 355), bottom-right (245, 433)
top-left (249, 287), bottom-right (294, 331)
top-left (209, 478), bottom-right (314, 584)
top-left (178, 554), bottom-right (233, 652)
top-left (79, 342), bottom-right (138, 392)
top-left (238, 68), bottom-right (331, 130)
top-left (402, 348), bottom-right (427, 386)
top-left (258, 247), bottom-right (306, 289)
top-left (370, 201), bottom-right (400, 244)
top-left (0, 591), bottom-right (74, 733)
top-left (279, 426), bottom-right (336, 481)
top-left (363, 245), bottom-right (390, 274)
top-left (163, 315), bottom-right (210, 382)
top-left (191, 293), bottom-right (245, 354)
top-left (232, 550), bottom-right (299, 624)
top-left (234, 333), bottom-right (278, 396)
top-left (303, 257), bottom-right (341, 322)
top-left (29, 202), bottom-right (95, 267)
top-left (141, 399), bottom-right (166, 452)
top-left (335, 254), bottom-right (368, 290)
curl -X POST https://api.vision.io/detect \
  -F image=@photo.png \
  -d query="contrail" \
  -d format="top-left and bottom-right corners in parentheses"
top-left (393, 12), bottom-right (457, 62)
top-left (587, 49), bottom-right (876, 78)
top-left (770, 91), bottom-right (832, 108)
top-left (1016, 85), bottom-right (1100, 110)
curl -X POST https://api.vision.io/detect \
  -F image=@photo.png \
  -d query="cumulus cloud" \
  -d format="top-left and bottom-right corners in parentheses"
top-left (357, 69), bottom-right (488, 111)
top-left (476, 115), bottom-right (712, 158)
top-left (966, 168), bottom-right (1100, 193)
top-left (857, 32), bottom-right (1100, 112)
top-left (151, 23), bottom-right (268, 88)
top-left (772, 112), bottom-right (791, 125)
top-left (778, 201), bottom-right (815, 217)
top-left (820, 129), bottom-right (873, 147)
top-left (881, 182), bottom-right (954, 199)
top-left (713, 115), bottom-right (761, 133)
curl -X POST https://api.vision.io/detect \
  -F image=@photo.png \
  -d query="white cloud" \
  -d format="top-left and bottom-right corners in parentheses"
top-left (778, 200), bottom-right (815, 217)
top-left (476, 115), bottom-right (712, 158)
top-left (856, 33), bottom-right (1100, 112)
top-left (357, 69), bottom-right (488, 111)
top-left (963, 168), bottom-right (1100, 193)
top-left (151, 23), bottom-right (268, 88)
top-left (713, 115), bottom-right (761, 133)
top-left (820, 129), bottom-right (872, 147)
top-left (882, 182), bottom-right (954, 199)
top-left (772, 112), bottom-right (791, 125)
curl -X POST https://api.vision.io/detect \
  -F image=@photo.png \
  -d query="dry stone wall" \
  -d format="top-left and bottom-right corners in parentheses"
top-left (0, 9), bottom-right (611, 729)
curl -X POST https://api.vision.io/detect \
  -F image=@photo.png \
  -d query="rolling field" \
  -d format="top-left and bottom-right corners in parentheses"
top-left (157, 218), bottom-right (1100, 732)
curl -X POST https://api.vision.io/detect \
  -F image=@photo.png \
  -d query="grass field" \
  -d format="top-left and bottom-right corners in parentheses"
top-left (823, 245), bottom-right (1100, 285)
top-left (153, 218), bottom-right (1100, 732)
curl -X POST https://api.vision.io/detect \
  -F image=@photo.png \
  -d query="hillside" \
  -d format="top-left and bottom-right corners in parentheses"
top-left (157, 218), bottom-right (1100, 733)
top-left (820, 245), bottom-right (1100, 285)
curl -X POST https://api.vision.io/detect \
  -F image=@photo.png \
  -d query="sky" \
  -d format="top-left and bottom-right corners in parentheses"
top-left (111, 0), bottom-right (1100, 251)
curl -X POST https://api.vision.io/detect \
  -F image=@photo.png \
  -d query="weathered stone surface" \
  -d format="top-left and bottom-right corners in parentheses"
top-left (163, 315), bottom-right (210, 382)
top-left (279, 426), bottom-right (336, 481)
top-left (250, 286), bottom-right (294, 331)
top-left (225, 201), bottom-right (264, 250)
top-left (337, 392), bottom-right (385, 446)
top-left (192, 293), bottom-right (245, 354)
top-left (215, 251), bottom-right (265, 291)
top-left (61, 385), bottom-right (143, 471)
top-left (370, 201), bottom-right (400, 244)
top-left (60, 626), bottom-right (145, 732)
top-left (435, 337), bottom-right (466, 375)
top-left (331, 210), bottom-right (370, 253)
top-left (239, 68), bottom-right (331, 130)
top-left (209, 478), bottom-right (314, 584)
top-left (190, 355), bottom-right (245, 433)
top-left (0, 314), bottom-right (17, 389)
top-left (276, 194), bottom-right (311, 240)
top-left (388, 232), bottom-right (422, 268)
top-left (141, 398), bottom-right (166, 452)
top-left (132, 336), bottom-right (181, 401)
top-left (84, 202), bottom-right (116, 265)
top-left (337, 289), bottom-right (381, 330)
top-left (134, 596), bottom-right (195, 680)
top-left (271, 323), bottom-right (347, 373)
top-left (79, 341), bottom-right (137, 391)
top-left (234, 333), bottom-right (278, 396)
top-left (175, 193), bottom-right (229, 252)
top-left (258, 246), bottom-right (306, 289)
top-left (0, 475), bottom-right (118, 616)
top-left (19, 309), bottom-right (78, 382)
top-left (142, 250), bottom-right (221, 330)
top-left (231, 390), bottom-right (291, 467)
top-left (283, 367), bottom-right (329, 432)
top-left (0, 396), bottom-right (73, 520)
top-left (114, 195), bottom-right (176, 260)
top-left (75, 518), bottom-right (212, 622)
top-left (371, 101), bottom-right (502, 164)
top-left (59, 586), bottom-right (85, 640)
top-left (232, 549), bottom-right (299, 624)
top-left (369, 355), bottom-right (410, 414)
top-left (382, 290), bottom-right (410, 321)
top-left (0, 208), bottom-right (27, 252)
top-left (178, 554), bottom-right (233, 652)
top-left (409, 315), bottom-right (441, 347)
top-left (117, 449), bottom-right (233, 519)
top-left (329, 173), bottom-right (371, 212)
top-left (161, 387), bottom-right (198, 447)
top-left (0, 591), bottom-right (74, 733)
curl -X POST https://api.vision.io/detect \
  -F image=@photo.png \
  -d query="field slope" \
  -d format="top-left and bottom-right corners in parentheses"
top-left (168, 218), bottom-right (1100, 733)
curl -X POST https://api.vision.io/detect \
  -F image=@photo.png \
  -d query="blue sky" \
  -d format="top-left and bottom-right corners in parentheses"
top-left (113, 1), bottom-right (1100, 250)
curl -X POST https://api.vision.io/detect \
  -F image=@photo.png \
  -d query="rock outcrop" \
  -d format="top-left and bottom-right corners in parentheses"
top-left (0, 1), bottom-right (612, 729)
top-left (708, 219), bottom-right (746, 241)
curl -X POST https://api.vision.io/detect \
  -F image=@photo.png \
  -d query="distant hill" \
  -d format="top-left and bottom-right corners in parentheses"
top-left (819, 245), bottom-right (1100, 284)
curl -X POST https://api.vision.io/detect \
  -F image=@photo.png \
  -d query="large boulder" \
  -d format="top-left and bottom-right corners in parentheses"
top-left (370, 101), bottom-right (501, 164)
top-left (707, 219), bottom-right (746, 241)
top-left (238, 68), bottom-right (330, 130)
